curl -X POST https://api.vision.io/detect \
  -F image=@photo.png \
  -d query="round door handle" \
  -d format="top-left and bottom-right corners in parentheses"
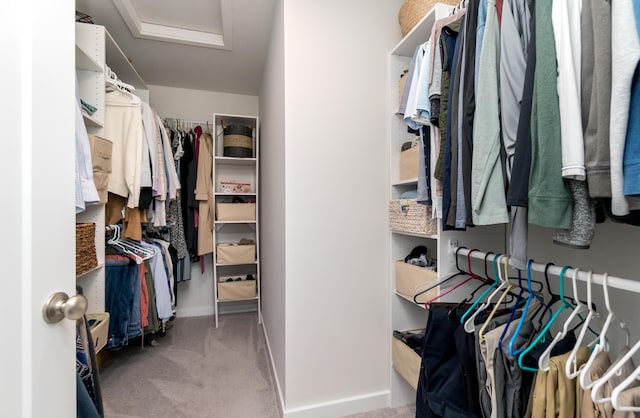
top-left (42, 292), bottom-right (88, 324)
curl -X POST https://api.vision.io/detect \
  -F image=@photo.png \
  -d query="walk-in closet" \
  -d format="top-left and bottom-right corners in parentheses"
top-left (4, 0), bottom-right (640, 417)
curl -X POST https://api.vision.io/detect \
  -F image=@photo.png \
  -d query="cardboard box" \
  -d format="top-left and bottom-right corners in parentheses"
top-left (392, 330), bottom-right (423, 390)
top-left (216, 202), bottom-right (256, 221)
top-left (400, 145), bottom-right (419, 180)
top-left (216, 243), bottom-right (256, 265)
top-left (395, 260), bottom-right (438, 303)
top-left (86, 312), bottom-right (110, 353)
top-left (217, 279), bottom-right (257, 301)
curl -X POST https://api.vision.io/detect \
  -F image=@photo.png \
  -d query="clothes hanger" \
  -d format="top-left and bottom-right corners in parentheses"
top-left (423, 249), bottom-right (486, 308)
top-left (497, 267), bottom-right (527, 351)
top-left (516, 266), bottom-right (573, 372)
top-left (537, 266), bottom-right (585, 371)
top-left (610, 362), bottom-right (640, 412)
top-left (449, 251), bottom-right (496, 321)
top-left (413, 246), bottom-right (469, 304)
top-left (478, 256), bottom-right (514, 343)
top-left (505, 259), bottom-right (550, 355)
top-left (591, 322), bottom-right (636, 404)
top-left (565, 270), bottom-right (599, 379)
top-left (580, 273), bottom-right (615, 389)
top-left (463, 253), bottom-right (506, 333)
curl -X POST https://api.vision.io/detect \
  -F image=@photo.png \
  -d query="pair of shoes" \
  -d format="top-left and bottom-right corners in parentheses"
top-left (224, 277), bottom-right (243, 282)
top-left (246, 274), bottom-right (255, 281)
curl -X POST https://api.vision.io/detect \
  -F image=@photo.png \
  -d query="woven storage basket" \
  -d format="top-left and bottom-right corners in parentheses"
top-left (398, 0), bottom-right (458, 37)
top-left (389, 199), bottom-right (438, 235)
top-left (223, 125), bottom-right (253, 158)
top-left (76, 223), bottom-right (98, 276)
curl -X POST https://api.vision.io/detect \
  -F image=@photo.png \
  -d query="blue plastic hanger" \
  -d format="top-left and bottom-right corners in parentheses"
top-left (517, 266), bottom-right (573, 373)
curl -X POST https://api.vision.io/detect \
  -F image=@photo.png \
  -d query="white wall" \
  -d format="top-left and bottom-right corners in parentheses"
top-left (148, 85), bottom-right (259, 317)
top-left (259, 0), bottom-right (288, 410)
top-left (149, 84), bottom-right (259, 122)
top-left (281, 1), bottom-right (402, 416)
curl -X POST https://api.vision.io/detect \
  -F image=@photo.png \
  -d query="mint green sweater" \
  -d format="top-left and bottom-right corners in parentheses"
top-left (528, 0), bottom-right (573, 229)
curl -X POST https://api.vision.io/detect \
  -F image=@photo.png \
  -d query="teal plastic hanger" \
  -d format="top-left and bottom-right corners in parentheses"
top-left (517, 265), bottom-right (573, 372)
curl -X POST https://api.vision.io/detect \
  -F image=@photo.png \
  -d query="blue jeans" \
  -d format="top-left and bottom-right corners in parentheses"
top-left (105, 259), bottom-right (141, 348)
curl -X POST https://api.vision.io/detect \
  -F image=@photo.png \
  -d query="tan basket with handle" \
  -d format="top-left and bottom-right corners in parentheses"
top-left (398, 0), bottom-right (459, 37)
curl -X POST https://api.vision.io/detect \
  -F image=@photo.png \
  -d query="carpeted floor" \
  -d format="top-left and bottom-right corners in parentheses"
top-left (100, 313), bottom-right (280, 418)
top-left (100, 313), bottom-right (415, 418)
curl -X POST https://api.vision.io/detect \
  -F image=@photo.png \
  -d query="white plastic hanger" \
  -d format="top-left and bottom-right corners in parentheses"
top-left (591, 324), bottom-right (637, 404)
top-left (105, 66), bottom-right (141, 105)
top-left (611, 362), bottom-right (640, 412)
top-left (538, 268), bottom-right (586, 371)
top-left (580, 273), bottom-right (614, 389)
top-left (464, 254), bottom-right (508, 333)
top-left (565, 270), bottom-right (599, 379)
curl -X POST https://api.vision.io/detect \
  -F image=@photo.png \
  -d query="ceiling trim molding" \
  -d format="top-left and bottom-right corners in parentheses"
top-left (112, 0), bottom-right (232, 50)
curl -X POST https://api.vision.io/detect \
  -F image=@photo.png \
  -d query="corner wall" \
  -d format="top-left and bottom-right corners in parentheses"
top-left (148, 85), bottom-right (259, 317)
top-left (259, 0), bottom-right (288, 409)
top-left (282, 1), bottom-right (402, 415)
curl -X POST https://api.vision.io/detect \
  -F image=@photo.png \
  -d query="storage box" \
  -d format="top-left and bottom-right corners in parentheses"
top-left (392, 330), bottom-right (423, 390)
top-left (219, 180), bottom-right (252, 193)
top-left (216, 202), bottom-right (256, 221)
top-left (216, 243), bottom-right (256, 265)
top-left (389, 199), bottom-right (437, 235)
top-left (395, 260), bottom-right (438, 303)
top-left (400, 145), bottom-right (419, 180)
top-left (217, 279), bottom-right (257, 301)
top-left (86, 312), bottom-right (110, 353)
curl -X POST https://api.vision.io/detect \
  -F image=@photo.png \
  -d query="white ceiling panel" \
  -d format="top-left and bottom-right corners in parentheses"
top-left (131, 0), bottom-right (223, 33)
top-left (76, 0), bottom-right (277, 95)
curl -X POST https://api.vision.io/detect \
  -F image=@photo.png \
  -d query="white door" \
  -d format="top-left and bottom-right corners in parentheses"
top-left (1, 1), bottom-right (77, 417)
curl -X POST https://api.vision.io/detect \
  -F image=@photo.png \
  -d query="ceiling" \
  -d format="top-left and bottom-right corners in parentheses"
top-left (76, 0), bottom-right (277, 95)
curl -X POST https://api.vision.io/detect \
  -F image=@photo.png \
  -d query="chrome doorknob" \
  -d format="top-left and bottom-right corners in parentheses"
top-left (42, 292), bottom-right (88, 324)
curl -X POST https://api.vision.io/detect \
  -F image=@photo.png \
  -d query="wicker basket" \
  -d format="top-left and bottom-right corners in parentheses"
top-left (76, 223), bottom-right (98, 276)
top-left (398, 0), bottom-right (458, 37)
top-left (389, 199), bottom-right (438, 235)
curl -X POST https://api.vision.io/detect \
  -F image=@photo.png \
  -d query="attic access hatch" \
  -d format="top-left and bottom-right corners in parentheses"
top-left (112, 0), bottom-right (232, 49)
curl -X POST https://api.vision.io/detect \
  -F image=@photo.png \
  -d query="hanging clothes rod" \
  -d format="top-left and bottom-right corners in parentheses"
top-left (452, 246), bottom-right (640, 294)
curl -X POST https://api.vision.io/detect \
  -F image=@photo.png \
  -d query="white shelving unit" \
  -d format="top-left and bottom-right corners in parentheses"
top-left (212, 113), bottom-right (260, 328)
top-left (387, 5), bottom-right (505, 406)
top-left (75, 22), bottom-right (148, 314)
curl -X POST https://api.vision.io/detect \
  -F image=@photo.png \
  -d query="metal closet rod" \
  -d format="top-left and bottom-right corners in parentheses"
top-left (452, 246), bottom-right (640, 294)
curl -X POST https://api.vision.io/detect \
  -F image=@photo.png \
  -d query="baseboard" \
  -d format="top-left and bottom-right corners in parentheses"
top-left (261, 321), bottom-right (286, 417)
top-left (283, 390), bottom-right (390, 418)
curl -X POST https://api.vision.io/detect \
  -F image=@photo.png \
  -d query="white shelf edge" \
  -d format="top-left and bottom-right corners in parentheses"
top-left (216, 296), bottom-right (259, 303)
top-left (215, 262), bottom-right (258, 267)
top-left (394, 291), bottom-right (428, 310)
top-left (391, 229), bottom-right (438, 240)
top-left (82, 112), bottom-right (103, 128)
top-left (215, 220), bottom-right (257, 224)
top-left (391, 3), bottom-right (455, 57)
top-left (75, 45), bottom-right (103, 72)
top-left (214, 156), bottom-right (257, 166)
top-left (392, 178), bottom-right (418, 186)
top-left (76, 263), bottom-right (105, 279)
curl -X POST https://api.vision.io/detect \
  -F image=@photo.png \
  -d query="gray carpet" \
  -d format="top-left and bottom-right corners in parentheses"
top-left (101, 313), bottom-right (281, 418)
top-left (100, 313), bottom-right (415, 418)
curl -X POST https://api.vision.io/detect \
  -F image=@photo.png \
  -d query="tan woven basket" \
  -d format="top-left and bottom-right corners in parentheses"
top-left (76, 223), bottom-right (98, 276)
top-left (389, 199), bottom-right (438, 235)
top-left (398, 0), bottom-right (458, 37)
